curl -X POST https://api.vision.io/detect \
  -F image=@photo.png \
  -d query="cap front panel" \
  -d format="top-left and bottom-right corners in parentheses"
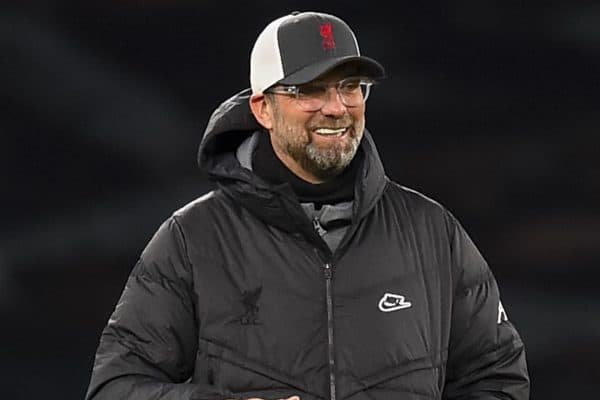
top-left (277, 14), bottom-right (359, 79)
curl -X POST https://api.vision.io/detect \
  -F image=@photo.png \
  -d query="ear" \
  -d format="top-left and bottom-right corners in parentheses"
top-left (249, 94), bottom-right (273, 130)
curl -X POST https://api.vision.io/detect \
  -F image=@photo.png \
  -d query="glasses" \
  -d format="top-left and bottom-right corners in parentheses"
top-left (265, 77), bottom-right (374, 112)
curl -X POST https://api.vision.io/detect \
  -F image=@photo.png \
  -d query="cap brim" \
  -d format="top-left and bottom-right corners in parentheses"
top-left (278, 56), bottom-right (385, 86)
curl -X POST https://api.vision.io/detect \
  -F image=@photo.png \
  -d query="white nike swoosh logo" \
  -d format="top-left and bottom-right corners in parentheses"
top-left (378, 292), bottom-right (412, 312)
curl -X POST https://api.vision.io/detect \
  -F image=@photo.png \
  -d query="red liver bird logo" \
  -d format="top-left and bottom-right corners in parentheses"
top-left (320, 23), bottom-right (336, 50)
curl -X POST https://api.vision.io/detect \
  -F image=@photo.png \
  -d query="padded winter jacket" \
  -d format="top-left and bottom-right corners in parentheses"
top-left (85, 89), bottom-right (529, 400)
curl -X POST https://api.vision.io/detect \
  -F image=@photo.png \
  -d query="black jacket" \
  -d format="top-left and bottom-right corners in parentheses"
top-left (85, 89), bottom-right (530, 400)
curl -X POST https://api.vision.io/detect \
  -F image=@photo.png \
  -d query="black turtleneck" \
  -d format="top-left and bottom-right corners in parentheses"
top-left (252, 131), bottom-right (361, 207)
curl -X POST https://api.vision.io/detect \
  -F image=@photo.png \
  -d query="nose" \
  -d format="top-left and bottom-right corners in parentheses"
top-left (319, 87), bottom-right (347, 116)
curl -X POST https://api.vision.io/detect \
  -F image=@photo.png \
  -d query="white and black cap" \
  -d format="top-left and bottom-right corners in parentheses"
top-left (250, 11), bottom-right (385, 95)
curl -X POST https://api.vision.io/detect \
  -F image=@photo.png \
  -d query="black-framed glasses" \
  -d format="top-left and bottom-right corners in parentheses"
top-left (265, 77), bottom-right (374, 111)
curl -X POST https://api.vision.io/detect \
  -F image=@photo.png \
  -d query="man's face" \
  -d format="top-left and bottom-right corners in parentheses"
top-left (263, 67), bottom-right (367, 183)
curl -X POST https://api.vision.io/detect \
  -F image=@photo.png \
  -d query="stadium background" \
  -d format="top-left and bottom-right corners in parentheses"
top-left (2, 1), bottom-right (599, 398)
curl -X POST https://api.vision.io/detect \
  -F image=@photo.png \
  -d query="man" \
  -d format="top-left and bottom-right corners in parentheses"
top-left (85, 11), bottom-right (530, 400)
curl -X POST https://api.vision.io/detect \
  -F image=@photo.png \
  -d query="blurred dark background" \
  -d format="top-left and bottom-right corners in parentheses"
top-left (2, 1), bottom-right (599, 399)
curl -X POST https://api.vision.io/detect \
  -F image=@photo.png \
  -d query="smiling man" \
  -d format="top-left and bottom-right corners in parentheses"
top-left (86, 11), bottom-right (530, 400)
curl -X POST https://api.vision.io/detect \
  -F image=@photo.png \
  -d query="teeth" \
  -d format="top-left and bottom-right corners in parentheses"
top-left (315, 127), bottom-right (347, 136)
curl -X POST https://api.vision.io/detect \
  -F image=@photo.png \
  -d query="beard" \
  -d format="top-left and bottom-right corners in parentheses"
top-left (271, 112), bottom-right (364, 181)
top-left (300, 134), bottom-right (360, 179)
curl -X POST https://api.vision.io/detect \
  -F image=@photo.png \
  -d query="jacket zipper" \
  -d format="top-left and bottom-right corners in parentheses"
top-left (312, 217), bottom-right (337, 400)
top-left (323, 262), bottom-right (336, 400)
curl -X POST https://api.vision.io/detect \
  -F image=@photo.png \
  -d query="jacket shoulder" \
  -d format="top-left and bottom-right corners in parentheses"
top-left (385, 180), bottom-right (452, 220)
top-left (383, 180), bottom-right (464, 258)
top-left (168, 188), bottom-right (243, 246)
top-left (172, 189), bottom-right (233, 221)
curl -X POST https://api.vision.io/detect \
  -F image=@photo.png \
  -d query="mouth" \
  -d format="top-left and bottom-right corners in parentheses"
top-left (313, 127), bottom-right (350, 137)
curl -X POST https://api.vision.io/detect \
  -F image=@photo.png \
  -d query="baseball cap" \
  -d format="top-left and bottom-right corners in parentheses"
top-left (250, 11), bottom-right (385, 95)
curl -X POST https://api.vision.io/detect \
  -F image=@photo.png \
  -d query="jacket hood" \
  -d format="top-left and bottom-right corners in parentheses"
top-left (198, 88), bottom-right (260, 174)
top-left (196, 88), bottom-right (388, 237)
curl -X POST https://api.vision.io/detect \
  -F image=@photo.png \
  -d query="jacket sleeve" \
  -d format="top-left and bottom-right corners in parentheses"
top-left (442, 214), bottom-right (530, 400)
top-left (85, 217), bottom-right (227, 400)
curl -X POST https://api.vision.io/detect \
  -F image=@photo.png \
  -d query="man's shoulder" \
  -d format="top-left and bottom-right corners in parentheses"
top-left (383, 180), bottom-right (458, 242)
top-left (384, 180), bottom-right (449, 215)
top-left (171, 189), bottom-right (231, 222)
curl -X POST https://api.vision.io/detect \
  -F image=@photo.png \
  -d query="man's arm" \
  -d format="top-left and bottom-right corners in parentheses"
top-left (442, 215), bottom-right (530, 400)
top-left (85, 217), bottom-right (226, 400)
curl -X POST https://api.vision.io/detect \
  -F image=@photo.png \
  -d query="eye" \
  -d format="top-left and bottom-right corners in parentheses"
top-left (339, 79), bottom-right (361, 93)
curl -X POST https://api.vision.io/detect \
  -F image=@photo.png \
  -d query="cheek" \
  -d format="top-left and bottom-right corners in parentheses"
top-left (273, 117), bottom-right (309, 147)
top-left (285, 118), bottom-right (310, 142)
top-left (358, 119), bottom-right (365, 136)
top-left (352, 115), bottom-right (365, 137)
top-left (353, 106), bottom-right (366, 122)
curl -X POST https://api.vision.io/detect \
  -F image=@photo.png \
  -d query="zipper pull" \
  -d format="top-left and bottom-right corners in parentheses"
top-left (313, 217), bottom-right (327, 237)
top-left (323, 263), bottom-right (333, 279)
